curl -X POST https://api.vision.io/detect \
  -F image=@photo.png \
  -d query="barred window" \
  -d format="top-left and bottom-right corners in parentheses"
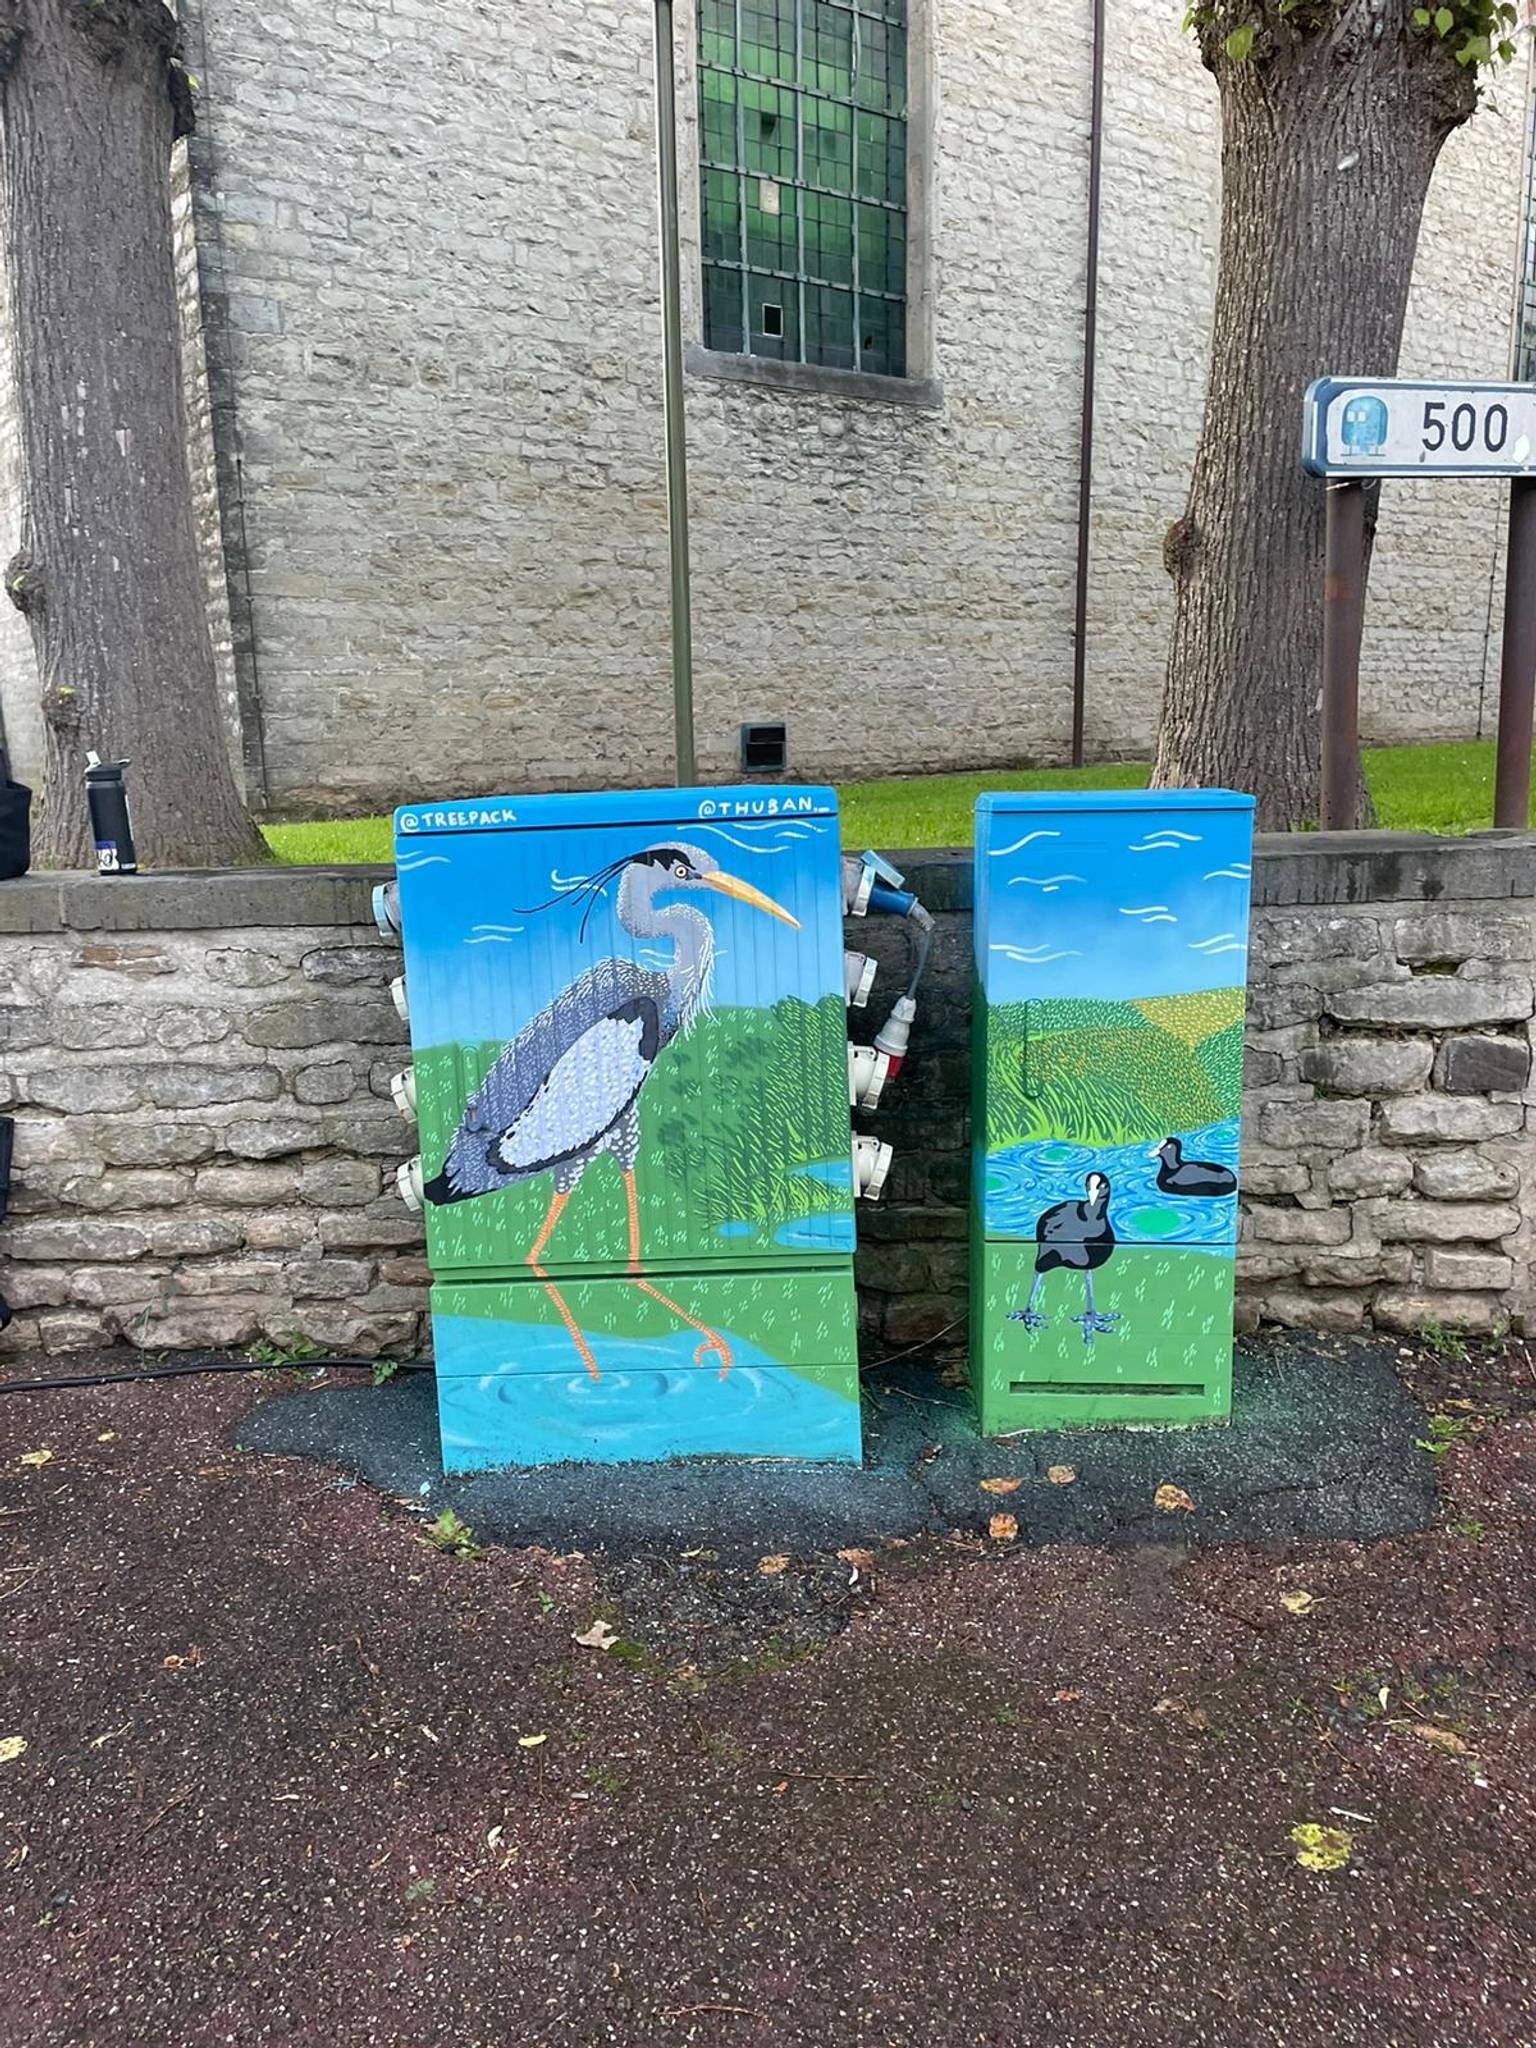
top-left (697, 0), bottom-right (908, 378)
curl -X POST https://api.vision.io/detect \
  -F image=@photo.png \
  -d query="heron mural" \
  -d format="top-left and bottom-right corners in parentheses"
top-left (391, 788), bottom-right (863, 1471)
top-left (423, 841), bottom-right (800, 1381)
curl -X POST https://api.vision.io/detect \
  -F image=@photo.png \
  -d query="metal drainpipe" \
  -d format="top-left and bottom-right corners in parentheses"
top-left (1070, 0), bottom-right (1106, 768)
top-left (653, 0), bottom-right (699, 788)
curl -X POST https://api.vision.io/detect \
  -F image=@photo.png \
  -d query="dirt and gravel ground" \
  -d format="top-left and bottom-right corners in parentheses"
top-left (3, 1337), bottom-right (1536, 2048)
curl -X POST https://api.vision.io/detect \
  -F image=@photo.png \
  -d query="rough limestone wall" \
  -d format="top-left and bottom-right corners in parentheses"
top-left (0, 910), bottom-right (422, 1357)
top-left (2, 843), bottom-right (1534, 1358)
top-left (1239, 901), bottom-right (1536, 1334)
top-left (165, 0), bottom-right (1529, 812)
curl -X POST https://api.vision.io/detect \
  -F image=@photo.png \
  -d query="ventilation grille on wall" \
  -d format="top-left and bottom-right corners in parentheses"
top-left (740, 720), bottom-right (788, 773)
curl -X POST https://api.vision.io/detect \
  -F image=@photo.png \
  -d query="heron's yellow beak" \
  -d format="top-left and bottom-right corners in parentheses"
top-left (700, 871), bottom-right (800, 928)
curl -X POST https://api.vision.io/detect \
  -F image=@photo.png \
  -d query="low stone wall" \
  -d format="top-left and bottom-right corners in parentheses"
top-left (2, 834), bottom-right (1533, 1359)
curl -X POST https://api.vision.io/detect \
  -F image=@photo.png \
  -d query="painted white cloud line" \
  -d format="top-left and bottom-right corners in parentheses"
top-left (1191, 941), bottom-right (1248, 956)
top-left (989, 829), bottom-right (1062, 857)
top-left (1117, 905), bottom-right (1176, 922)
top-left (1202, 867), bottom-right (1251, 880)
top-left (1128, 831), bottom-right (1203, 852)
top-left (693, 822), bottom-right (819, 855)
top-left (1006, 873), bottom-right (1086, 893)
top-left (396, 852), bottom-right (451, 871)
top-left (990, 943), bottom-right (1083, 964)
top-left (1188, 932), bottom-right (1239, 951)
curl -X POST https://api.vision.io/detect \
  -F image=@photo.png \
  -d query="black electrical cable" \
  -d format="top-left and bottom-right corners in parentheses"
top-left (904, 918), bottom-right (933, 1000)
top-left (0, 1355), bottom-right (434, 1395)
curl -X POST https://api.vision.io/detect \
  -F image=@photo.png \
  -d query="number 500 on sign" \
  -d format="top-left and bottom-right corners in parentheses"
top-left (1303, 378), bottom-right (1536, 480)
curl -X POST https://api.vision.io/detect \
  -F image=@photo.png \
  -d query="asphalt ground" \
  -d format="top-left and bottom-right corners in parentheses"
top-left (3, 1335), bottom-right (1533, 2047)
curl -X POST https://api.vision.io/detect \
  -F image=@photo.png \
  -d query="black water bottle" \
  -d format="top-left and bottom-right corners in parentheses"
top-left (85, 753), bottom-right (138, 874)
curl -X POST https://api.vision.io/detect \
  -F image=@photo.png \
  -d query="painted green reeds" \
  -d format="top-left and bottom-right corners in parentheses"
top-left (984, 991), bottom-right (1244, 1150)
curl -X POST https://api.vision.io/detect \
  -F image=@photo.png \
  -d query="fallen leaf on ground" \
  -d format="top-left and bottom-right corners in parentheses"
top-left (517, 1734), bottom-right (548, 1750)
top-left (17, 1450), bottom-right (52, 1469)
top-left (1290, 1822), bottom-right (1352, 1872)
top-left (1046, 1465), bottom-right (1077, 1486)
top-left (1411, 1723), bottom-right (1470, 1756)
top-left (486, 1825), bottom-right (504, 1851)
top-left (1047, 1689), bottom-right (1083, 1704)
top-left (0, 1736), bottom-right (26, 1764)
top-left (836, 1548), bottom-right (877, 1573)
top-left (988, 1514), bottom-right (1019, 1541)
top-left (96, 1432), bottom-right (117, 1444)
top-left (757, 1555), bottom-right (789, 1576)
top-left (1153, 1695), bottom-right (1212, 1730)
top-left (979, 1477), bottom-right (1023, 1496)
top-left (1279, 1590), bottom-right (1316, 1615)
top-left (1153, 1483), bottom-right (1196, 1513)
top-left (573, 1620), bottom-right (619, 1650)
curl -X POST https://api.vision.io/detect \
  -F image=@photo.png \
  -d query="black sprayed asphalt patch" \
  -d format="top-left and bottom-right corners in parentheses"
top-left (233, 1334), bottom-right (1440, 1562)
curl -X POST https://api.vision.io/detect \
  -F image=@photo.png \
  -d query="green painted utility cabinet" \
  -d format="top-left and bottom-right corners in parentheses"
top-left (970, 790), bottom-right (1254, 1433)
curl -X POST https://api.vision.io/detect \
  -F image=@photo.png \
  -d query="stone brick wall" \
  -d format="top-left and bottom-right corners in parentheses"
top-left (2, 835), bottom-right (1534, 1361)
top-left (0, 873), bottom-right (420, 1357)
top-left (0, 0), bottom-right (1514, 801)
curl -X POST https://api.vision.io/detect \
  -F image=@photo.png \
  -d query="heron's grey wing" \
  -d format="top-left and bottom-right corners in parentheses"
top-left (488, 1004), bottom-right (657, 1176)
top-left (439, 959), bottom-right (665, 1195)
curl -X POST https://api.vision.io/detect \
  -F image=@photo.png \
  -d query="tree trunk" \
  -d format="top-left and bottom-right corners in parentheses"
top-left (0, 0), bottom-right (266, 867)
top-left (1154, 4), bottom-right (1478, 829)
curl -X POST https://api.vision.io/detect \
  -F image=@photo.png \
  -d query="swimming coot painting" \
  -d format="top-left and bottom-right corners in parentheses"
top-left (1153, 1135), bottom-right (1237, 1198)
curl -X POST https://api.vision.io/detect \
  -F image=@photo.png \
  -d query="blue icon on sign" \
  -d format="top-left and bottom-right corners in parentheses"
top-left (1341, 395), bottom-right (1389, 456)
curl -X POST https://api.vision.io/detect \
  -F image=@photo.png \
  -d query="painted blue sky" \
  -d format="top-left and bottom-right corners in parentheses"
top-left (979, 807), bottom-right (1253, 1003)
top-left (394, 811), bottom-right (842, 1047)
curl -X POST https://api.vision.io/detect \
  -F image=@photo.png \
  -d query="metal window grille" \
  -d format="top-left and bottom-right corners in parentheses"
top-left (1519, 82), bottom-right (1536, 381)
top-left (698, 0), bottom-right (908, 378)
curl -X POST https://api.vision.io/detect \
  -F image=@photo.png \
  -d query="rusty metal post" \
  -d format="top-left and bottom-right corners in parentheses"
top-left (1494, 477), bottom-right (1536, 829)
top-left (1320, 479), bottom-right (1367, 832)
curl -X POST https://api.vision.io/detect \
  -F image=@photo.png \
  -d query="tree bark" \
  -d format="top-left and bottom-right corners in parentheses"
top-left (0, 0), bottom-right (266, 867)
top-left (1154, 3), bottom-right (1478, 829)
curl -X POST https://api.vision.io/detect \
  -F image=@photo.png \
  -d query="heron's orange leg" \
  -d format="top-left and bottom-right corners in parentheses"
top-left (527, 1189), bottom-right (569, 1268)
top-left (525, 1189), bottom-right (599, 1382)
top-left (620, 1170), bottom-right (732, 1378)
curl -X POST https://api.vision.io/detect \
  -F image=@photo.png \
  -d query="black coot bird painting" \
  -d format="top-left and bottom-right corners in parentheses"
top-left (1152, 1136), bottom-right (1236, 1198)
top-left (1008, 1172), bottom-right (1120, 1343)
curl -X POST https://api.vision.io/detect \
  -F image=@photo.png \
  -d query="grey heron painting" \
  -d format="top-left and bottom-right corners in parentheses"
top-left (422, 841), bottom-right (800, 1381)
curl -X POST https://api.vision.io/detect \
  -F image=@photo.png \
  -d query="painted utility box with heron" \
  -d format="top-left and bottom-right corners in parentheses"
top-left (971, 790), bottom-right (1254, 1433)
top-left (391, 787), bottom-right (861, 1470)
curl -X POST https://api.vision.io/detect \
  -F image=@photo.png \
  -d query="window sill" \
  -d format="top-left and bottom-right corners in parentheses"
top-left (685, 344), bottom-right (942, 411)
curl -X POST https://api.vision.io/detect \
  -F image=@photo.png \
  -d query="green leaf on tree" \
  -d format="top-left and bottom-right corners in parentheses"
top-left (1225, 21), bottom-right (1256, 59)
top-left (1411, 6), bottom-right (1430, 20)
top-left (1433, 7), bottom-right (1453, 32)
top-left (1500, 39), bottom-right (1516, 61)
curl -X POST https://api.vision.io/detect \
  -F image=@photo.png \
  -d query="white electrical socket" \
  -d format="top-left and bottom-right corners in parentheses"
top-left (395, 1156), bottom-right (424, 1213)
top-left (372, 880), bottom-right (401, 938)
top-left (389, 974), bottom-right (409, 1022)
top-left (851, 1134), bottom-right (893, 1201)
top-left (844, 950), bottom-right (876, 1007)
top-left (848, 1044), bottom-right (892, 1112)
top-left (841, 856), bottom-right (876, 918)
top-left (390, 1068), bottom-right (417, 1119)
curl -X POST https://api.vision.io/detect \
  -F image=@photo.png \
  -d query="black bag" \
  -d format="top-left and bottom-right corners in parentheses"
top-left (0, 749), bottom-right (30, 880)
